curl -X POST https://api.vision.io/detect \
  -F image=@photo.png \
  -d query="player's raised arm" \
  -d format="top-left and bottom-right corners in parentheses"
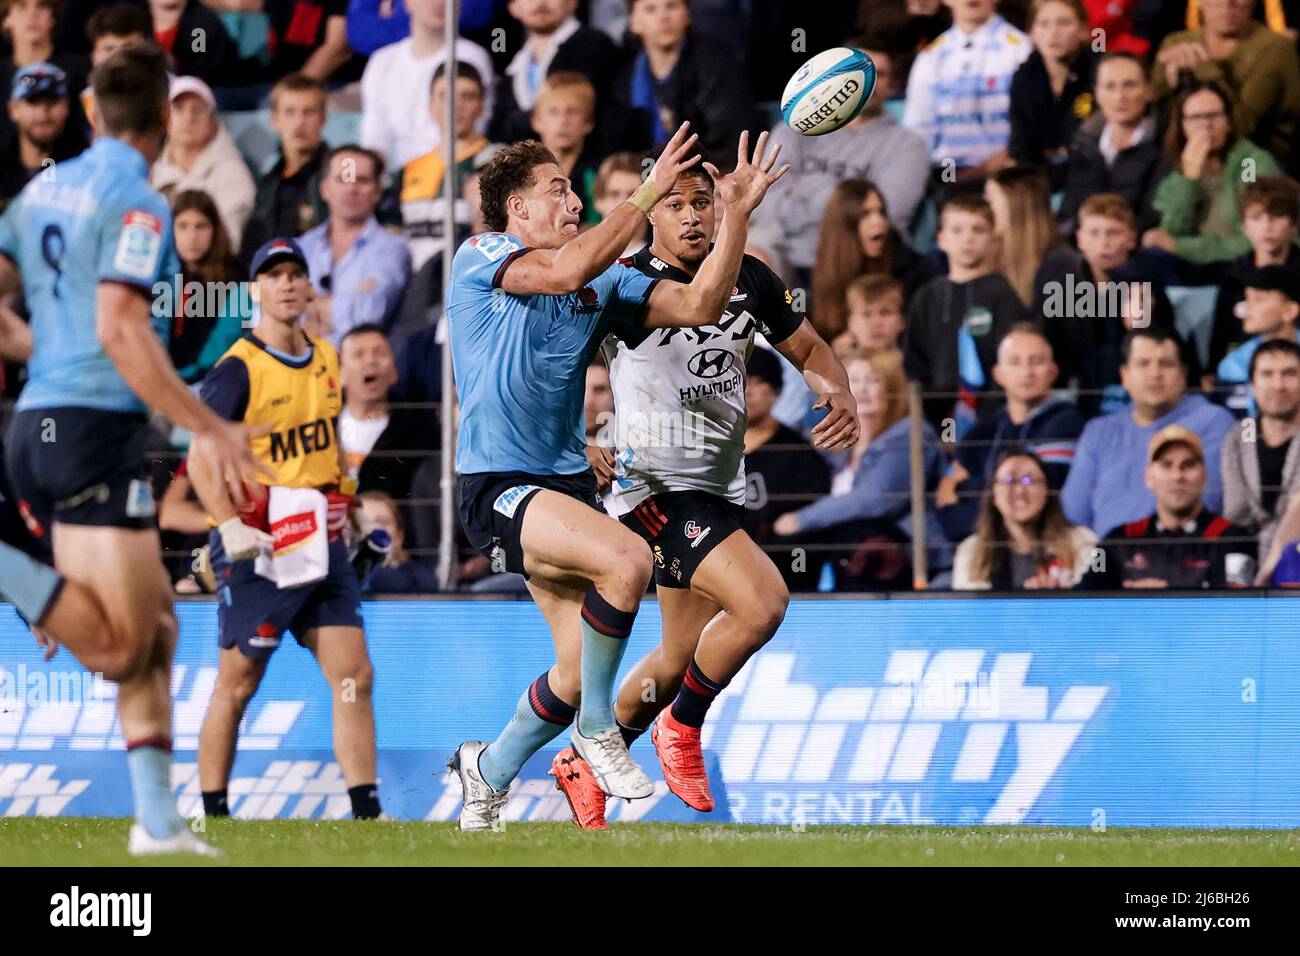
top-left (643, 130), bottom-right (790, 328)
top-left (496, 123), bottom-right (701, 296)
top-left (775, 320), bottom-right (860, 450)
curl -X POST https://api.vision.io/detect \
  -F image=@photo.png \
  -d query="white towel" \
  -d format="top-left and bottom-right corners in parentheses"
top-left (254, 487), bottom-right (329, 589)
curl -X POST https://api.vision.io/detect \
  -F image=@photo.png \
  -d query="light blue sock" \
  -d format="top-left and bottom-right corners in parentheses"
top-left (577, 619), bottom-right (631, 737)
top-left (0, 540), bottom-right (64, 625)
top-left (478, 673), bottom-right (574, 791)
top-left (127, 745), bottom-right (185, 839)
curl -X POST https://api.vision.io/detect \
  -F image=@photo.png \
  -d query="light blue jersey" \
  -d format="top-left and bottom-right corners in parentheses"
top-left (0, 137), bottom-right (178, 414)
top-left (447, 232), bottom-right (658, 475)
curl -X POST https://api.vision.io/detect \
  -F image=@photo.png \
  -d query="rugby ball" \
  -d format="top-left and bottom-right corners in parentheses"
top-left (781, 48), bottom-right (876, 136)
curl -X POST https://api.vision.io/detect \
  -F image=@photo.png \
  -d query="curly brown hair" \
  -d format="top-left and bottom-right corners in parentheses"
top-left (478, 140), bottom-right (559, 233)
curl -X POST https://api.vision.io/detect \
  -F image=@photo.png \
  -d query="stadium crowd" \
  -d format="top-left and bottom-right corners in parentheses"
top-left (2, 0), bottom-right (1300, 593)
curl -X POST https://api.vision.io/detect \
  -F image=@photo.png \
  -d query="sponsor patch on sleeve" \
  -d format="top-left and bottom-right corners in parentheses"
top-left (470, 233), bottom-right (521, 263)
top-left (112, 210), bottom-right (163, 281)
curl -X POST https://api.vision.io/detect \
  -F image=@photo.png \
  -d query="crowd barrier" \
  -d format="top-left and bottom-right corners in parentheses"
top-left (2, 595), bottom-right (1298, 827)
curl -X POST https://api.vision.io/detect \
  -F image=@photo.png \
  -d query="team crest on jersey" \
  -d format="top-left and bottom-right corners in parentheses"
top-left (575, 287), bottom-right (600, 312)
top-left (470, 233), bottom-right (520, 262)
top-left (113, 210), bottom-right (162, 281)
top-left (685, 521), bottom-right (711, 549)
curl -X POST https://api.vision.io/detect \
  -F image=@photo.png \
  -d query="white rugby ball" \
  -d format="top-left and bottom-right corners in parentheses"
top-left (781, 47), bottom-right (876, 136)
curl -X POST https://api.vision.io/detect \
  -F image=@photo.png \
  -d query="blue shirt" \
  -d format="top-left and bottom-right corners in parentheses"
top-left (447, 232), bottom-right (657, 475)
top-left (1060, 393), bottom-right (1236, 535)
top-left (298, 216), bottom-right (412, 348)
top-left (0, 137), bottom-right (178, 413)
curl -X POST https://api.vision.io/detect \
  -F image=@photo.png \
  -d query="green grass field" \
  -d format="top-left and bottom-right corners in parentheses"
top-left (2, 818), bottom-right (1297, 866)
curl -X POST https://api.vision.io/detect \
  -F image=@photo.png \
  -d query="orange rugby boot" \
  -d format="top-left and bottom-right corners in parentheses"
top-left (651, 708), bottom-right (714, 812)
top-left (549, 746), bottom-right (608, 830)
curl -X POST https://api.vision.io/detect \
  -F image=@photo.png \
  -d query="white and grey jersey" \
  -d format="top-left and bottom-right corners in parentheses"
top-left (599, 249), bottom-right (802, 517)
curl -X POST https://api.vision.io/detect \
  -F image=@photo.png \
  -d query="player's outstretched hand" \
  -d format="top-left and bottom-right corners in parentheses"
top-left (201, 420), bottom-right (274, 509)
top-left (810, 389), bottom-right (860, 450)
top-left (648, 122), bottom-right (702, 198)
top-left (705, 130), bottom-right (791, 217)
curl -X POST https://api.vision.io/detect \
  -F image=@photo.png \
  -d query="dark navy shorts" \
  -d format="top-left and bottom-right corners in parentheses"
top-left (211, 531), bottom-right (363, 660)
top-left (620, 491), bottom-right (745, 589)
top-left (458, 469), bottom-right (602, 576)
top-left (4, 407), bottom-right (157, 542)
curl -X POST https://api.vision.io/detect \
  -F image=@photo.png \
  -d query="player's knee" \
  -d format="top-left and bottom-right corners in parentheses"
top-left (341, 656), bottom-right (374, 699)
top-left (737, 584), bottom-right (788, 645)
top-left (93, 642), bottom-right (142, 683)
top-left (217, 665), bottom-right (263, 710)
top-left (612, 536), bottom-right (654, 592)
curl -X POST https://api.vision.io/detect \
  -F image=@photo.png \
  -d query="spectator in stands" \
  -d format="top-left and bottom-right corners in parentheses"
top-left (489, 0), bottom-right (620, 145)
top-left (1062, 326), bottom-right (1236, 534)
top-left (1222, 339), bottom-right (1300, 563)
top-left (81, 3), bottom-right (150, 125)
top-left (338, 323), bottom-right (435, 501)
top-left (0, 63), bottom-right (86, 209)
top-left (1057, 51), bottom-right (1164, 234)
top-left (1009, 0), bottom-right (1097, 187)
top-left (811, 179), bottom-right (937, 341)
top-left (1144, 81), bottom-right (1283, 265)
top-left (529, 72), bottom-right (600, 225)
top-left (1037, 192), bottom-right (1140, 385)
top-left (1080, 424), bottom-right (1252, 588)
top-left (742, 346), bottom-right (832, 592)
top-left (831, 275), bottom-right (906, 355)
top-left (360, 0), bottom-right (495, 169)
top-left (1214, 262), bottom-right (1300, 415)
top-left (169, 189), bottom-right (247, 384)
top-left (592, 151), bottom-right (650, 256)
top-left (1151, 0), bottom-right (1300, 168)
top-left (902, 193), bottom-right (1028, 429)
top-left (952, 447), bottom-right (1098, 589)
top-left (603, 0), bottom-right (753, 167)
top-left (299, 145), bottom-right (412, 345)
top-left (356, 490), bottom-right (439, 593)
top-left (151, 76), bottom-right (256, 251)
top-left (242, 74), bottom-right (331, 261)
top-left (987, 166), bottom-right (1075, 308)
top-left (1075, 271), bottom-right (1202, 417)
top-left (397, 61), bottom-right (499, 271)
top-left (940, 323), bottom-right (1084, 540)
top-left (1208, 176), bottom-right (1300, 369)
top-left (260, 0), bottom-right (357, 83)
top-left (147, 0), bottom-right (234, 86)
top-left (773, 348), bottom-right (950, 589)
top-left (747, 37), bottom-right (929, 282)
top-left (0, 0), bottom-right (88, 145)
top-left (903, 0), bottom-right (1031, 186)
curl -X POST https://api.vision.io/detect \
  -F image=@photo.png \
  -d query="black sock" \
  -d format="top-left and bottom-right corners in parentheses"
top-left (201, 790), bottom-right (229, 817)
top-left (618, 719), bottom-right (647, 748)
top-left (349, 783), bottom-right (382, 819)
top-left (670, 659), bottom-right (728, 728)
